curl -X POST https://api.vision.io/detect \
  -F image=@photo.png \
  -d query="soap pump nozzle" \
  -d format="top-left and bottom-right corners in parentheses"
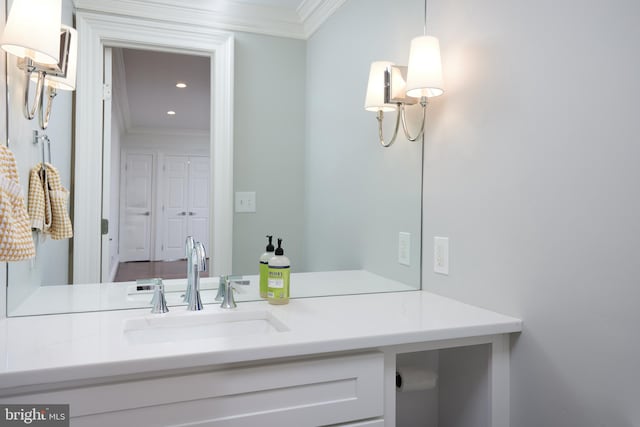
top-left (266, 235), bottom-right (274, 252)
top-left (275, 238), bottom-right (284, 256)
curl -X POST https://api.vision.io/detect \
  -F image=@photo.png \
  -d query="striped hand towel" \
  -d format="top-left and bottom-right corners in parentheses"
top-left (0, 145), bottom-right (35, 261)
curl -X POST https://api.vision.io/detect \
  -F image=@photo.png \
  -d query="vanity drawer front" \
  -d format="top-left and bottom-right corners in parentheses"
top-left (4, 352), bottom-right (384, 427)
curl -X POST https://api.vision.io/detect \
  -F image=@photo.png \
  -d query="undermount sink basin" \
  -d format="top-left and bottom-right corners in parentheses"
top-left (123, 309), bottom-right (289, 344)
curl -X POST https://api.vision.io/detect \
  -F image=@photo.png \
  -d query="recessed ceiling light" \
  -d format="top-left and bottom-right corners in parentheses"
top-left (167, 110), bottom-right (176, 115)
top-left (176, 82), bottom-right (187, 88)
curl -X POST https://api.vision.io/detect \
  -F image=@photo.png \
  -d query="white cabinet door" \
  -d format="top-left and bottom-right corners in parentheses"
top-left (120, 153), bottom-right (153, 262)
top-left (163, 156), bottom-right (190, 260)
top-left (2, 353), bottom-right (384, 427)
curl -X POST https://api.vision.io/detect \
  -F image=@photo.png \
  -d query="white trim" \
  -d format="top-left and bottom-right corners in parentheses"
top-left (297, 0), bottom-right (348, 38)
top-left (125, 127), bottom-right (209, 138)
top-left (382, 349), bottom-right (397, 427)
top-left (490, 334), bottom-right (511, 427)
top-left (72, 0), bottom-right (346, 40)
top-left (212, 38), bottom-right (235, 276)
top-left (74, 12), bottom-right (234, 283)
top-left (155, 151), bottom-right (164, 261)
top-left (111, 47), bottom-right (132, 132)
top-left (101, 47), bottom-right (113, 282)
top-left (73, 0), bottom-right (306, 39)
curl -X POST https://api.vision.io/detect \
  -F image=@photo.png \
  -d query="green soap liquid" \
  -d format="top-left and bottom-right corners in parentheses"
top-left (259, 261), bottom-right (269, 298)
top-left (267, 267), bottom-right (290, 305)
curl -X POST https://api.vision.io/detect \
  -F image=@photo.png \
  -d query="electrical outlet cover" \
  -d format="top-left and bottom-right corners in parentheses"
top-left (434, 236), bottom-right (449, 275)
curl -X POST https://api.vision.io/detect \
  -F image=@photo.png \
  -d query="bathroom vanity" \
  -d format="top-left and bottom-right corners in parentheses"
top-left (0, 290), bottom-right (521, 427)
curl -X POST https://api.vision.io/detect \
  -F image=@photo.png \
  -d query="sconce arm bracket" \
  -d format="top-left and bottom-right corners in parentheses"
top-left (14, 28), bottom-right (73, 130)
top-left (377, 107), bottom-right (402, 148)
top-left (400, 97), bottom-right (428, 142)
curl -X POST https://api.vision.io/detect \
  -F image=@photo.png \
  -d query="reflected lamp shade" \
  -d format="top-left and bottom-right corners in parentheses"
top-left (405, 36), bottom-right (444, 98)
top-left (45, 26), bottom-right (78, 91)
top-left (364, 61), bottom-right (397, 112)
top-left (1, 0), bottom-right (62, 65)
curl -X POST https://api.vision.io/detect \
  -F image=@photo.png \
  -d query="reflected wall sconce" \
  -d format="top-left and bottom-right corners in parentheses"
top-left (0, 0), bottom-right (78, 130)
top-left (364, 0), bottom-right (444, 148)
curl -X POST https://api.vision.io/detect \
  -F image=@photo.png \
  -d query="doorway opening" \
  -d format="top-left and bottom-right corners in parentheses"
top-left (74, 11), bottom-right (234, 284)
top-left (106, 48), bottom-right (211, 281)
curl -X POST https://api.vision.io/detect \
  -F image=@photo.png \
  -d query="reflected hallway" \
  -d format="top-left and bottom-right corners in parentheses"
top-left (113, 260), bottom-right (210, 282)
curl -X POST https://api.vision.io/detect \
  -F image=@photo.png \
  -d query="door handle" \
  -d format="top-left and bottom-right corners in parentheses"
top-left (178, 212), bottom-right (187, 216)
top-left (136, 211), bottom-right (150, 216)
top-left (188, 212), bottom-right (195, 216)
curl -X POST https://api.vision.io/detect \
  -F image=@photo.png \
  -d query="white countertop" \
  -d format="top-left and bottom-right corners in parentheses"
top-left (0, 290), bottom-right (521, 394)
top-left (10, 270), bottom-right (417, 316)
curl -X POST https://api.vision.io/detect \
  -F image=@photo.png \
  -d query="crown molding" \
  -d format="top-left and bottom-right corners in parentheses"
top-left (73, 0), bottom-right (306, 39)
top-left (126, 126), bottom-right (210, 138)
top-left (73, 0), bottom-right (345, 40)
top-left (297, 0), bottom-right (347, 38)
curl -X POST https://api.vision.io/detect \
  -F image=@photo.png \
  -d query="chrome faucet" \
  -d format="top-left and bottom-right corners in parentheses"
top-left (183, 236), bottom-right (195, 304)
top-left (187, 241), bottom-right (207, 311)
top-left (216, 275), bottom-right (250, 309)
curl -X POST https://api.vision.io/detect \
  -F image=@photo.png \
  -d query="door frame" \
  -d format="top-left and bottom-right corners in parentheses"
top-left (74, 12), bottom-right (234, 283)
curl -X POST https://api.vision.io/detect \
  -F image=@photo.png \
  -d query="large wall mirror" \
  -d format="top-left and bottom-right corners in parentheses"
top-left (6, 0), bottom-right (424, 316)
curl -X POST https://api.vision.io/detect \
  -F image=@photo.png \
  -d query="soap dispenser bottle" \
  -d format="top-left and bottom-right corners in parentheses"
top-left (267, 238), bottom-right (290, 305)
top-left (259, 235), bottom-right (275, 298)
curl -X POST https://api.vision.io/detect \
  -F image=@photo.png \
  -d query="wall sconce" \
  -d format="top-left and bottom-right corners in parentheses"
top-left (0, 0), bottom-right (77, 130)
top-left (364, 1), bottom-right (444, 148)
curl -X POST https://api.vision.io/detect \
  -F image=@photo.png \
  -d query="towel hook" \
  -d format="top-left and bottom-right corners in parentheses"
top-left (33, 130), bottom-right (52, 169)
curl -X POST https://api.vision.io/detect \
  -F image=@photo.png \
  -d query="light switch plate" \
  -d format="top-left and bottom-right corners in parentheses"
top-left (434, 236), bottom-right (449, 275)
top-left (235, 191), bottom-right (256, 213)
top-left (398, 232), bottom-right (411, 266)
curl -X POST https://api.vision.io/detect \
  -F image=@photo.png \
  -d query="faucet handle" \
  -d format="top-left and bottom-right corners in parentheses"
top-left (220, 278), bottom-right (237, 309)
top-left (215, 275), bottom-right (229, 302)
top-left (150, 279), bottom-right (169, 314)
top-left (215, 275), bottom-right (239, 301)
top-left (219, 276), bottom-right (250, 309)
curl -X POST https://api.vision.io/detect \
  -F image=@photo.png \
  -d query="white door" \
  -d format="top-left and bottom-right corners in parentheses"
top-left (187, 157), bottom-right (210, 254)
top-left (161, 155), bottom-right (210, 260)
top-left (163, 156), bottom-right (189, 260)
top-left (120, 153), bottom-right (153, 261)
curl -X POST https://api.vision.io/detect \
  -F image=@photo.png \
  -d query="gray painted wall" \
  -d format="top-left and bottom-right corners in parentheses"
top-left (232, 32), bottom-right (306, 274)
top-left (423, 0), bottom-right (640, 425)
top-left (6, 0), bottom-right (74, 311)
top-left (305, 0), bottom-right (423, 286)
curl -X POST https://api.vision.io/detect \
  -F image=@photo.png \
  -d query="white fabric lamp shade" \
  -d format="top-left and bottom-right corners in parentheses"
top-left (364, 61), bottom-right (397, 112)
top-left (406, 35), bottom-right (444, 98)
top-left (1, 0), bottom-right (62, 65)
top-left (45, 26), bottom-right (78, 91)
